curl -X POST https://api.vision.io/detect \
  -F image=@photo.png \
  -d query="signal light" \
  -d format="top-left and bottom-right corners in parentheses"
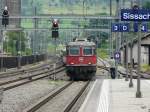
top-left (2, 6), bottom-right (9, 27)
top-left (52, 19), bottom-right (59, 38)
top-left (52, 19), bottom-right (59, 28)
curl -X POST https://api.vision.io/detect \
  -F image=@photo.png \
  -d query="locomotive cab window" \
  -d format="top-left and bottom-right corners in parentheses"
top-left (69, 46), bottom-right (80, 55)
top-left (83, 46), bottom-right (93, 55)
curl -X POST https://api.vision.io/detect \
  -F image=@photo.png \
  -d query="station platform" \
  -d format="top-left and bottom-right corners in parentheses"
top-left (78, 79), bottom-right (150, 112)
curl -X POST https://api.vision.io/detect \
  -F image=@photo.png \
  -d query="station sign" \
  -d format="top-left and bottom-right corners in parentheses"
top-left (112, 23), bottom-right (148, 32)
top-left (121, 9), bottom-right (150, 21)
top-left (114, 52), bottom-right (121, 60)
top-left (111, 23), bottom-right (130, 32)
top-left (133, 23), bottom-right (148, 32)
top-left (141, 23), bottom-right (148, 32)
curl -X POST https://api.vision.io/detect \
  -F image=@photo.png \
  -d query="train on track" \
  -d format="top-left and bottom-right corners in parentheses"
top-left (65, 38), bottom-right (97, 80)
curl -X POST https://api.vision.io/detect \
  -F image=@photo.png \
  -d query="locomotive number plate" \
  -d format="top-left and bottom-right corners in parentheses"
top-left (79, 57), bottom-right (84, 62)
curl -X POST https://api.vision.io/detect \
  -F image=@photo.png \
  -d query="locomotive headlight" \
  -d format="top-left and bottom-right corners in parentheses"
top-left (88, 62), bottom-right (92, 65)
top-left (71, 62), bottom-right (74, 65)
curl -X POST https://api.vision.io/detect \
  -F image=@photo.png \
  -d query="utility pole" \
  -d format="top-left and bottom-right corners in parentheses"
top-left (131, 0), bottom-right (142, 98)
top-left (125, 32), bottom-right (129, 81)
top-left (130, 0), bottom-right (142, 98)
top-left (0, 0), bottom-right (2, 72)
top-left (110, 0), bottom-right (112, 16)
top-left (83, 0), bottom-right (85, 17)
top-left (109, 0), bottom-right (113, 57)
top-left (34, 6), bottom-right (37, 63)
top-left (34, 6), bottom-right (37, 53)
top-left (122, 0), bottom-right (125, 68)
top-left (129, 0), bottom-right (134, 88)
top-left (18, 30), bottom-right (22, 69)
top-left (0, 0), bottom-right (3, 72)
top-left (121, 0), bottom-right (129, 81)
top-left (0, 31), bottom-right (3, 72)
top-left (129, 40), bottom-right (133, 87)
top-left (136, 22), bottom-right (142, 98)
top-left (115, 0), bottom-right (120, 78)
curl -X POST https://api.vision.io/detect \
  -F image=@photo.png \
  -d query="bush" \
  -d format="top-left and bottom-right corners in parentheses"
top-left (141, 64), bottom-right (150, 72)
top-left (97, 48), bottom-right (109, 59)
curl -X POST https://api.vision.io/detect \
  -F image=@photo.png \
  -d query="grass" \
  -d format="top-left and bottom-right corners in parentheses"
top-left (47, 43), bottom-right (65, 55)
top-left (141, 64), bottom-right (150, 72)
top-left (48, 44), bottom-right (55, 54)
top-left (97, 48), bottom-right (109, 59)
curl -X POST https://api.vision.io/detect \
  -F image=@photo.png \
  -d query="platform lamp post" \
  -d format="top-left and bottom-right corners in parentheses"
top-left (121, 0), bottom-right (129, 81)
top-left (129, 0), bottom-right (134, 88)
top-left (129, 40), bottom-right (133, 87)
top-left (125, 33), bottom-right (129, 81)
top-left (115, 0), bottom-right (120, 78)
top-left (131, 0), bottom-right (142, 98)
top-left (136, 22), bottom-right (142, 98)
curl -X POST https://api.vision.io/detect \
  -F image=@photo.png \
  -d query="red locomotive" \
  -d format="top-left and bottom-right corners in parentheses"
top-left (65, 38), bottom-right (97, 80)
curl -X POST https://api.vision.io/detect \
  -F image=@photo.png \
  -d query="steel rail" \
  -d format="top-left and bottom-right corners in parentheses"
top-left (2, 66), bottom-right (65, 91)
top-left (0, 65), bottom-right (64, 86)
top-left (0, 60), bottom-right (63, 78)
top-left (97, 58), bottom-right (110, 72)
top-left (63, 81), bottom-right (90, 112)
top-left (23, 81), bottom-right (74, 112)
top-left (97, 64), bottom-right (150, 79)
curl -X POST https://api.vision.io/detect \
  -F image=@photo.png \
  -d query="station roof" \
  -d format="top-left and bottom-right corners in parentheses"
top-left (120, 33), bottom-right (150, 49)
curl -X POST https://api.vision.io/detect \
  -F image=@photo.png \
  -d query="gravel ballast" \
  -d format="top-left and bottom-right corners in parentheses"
top-left (35, 82), bottom-right (86, 112)
top-left (0, 79), bottom-right (67, 112)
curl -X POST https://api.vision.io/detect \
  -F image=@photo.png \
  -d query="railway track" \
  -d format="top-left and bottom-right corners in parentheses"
top-left (23, 81), bottom-right (73, 112)
top-left (97, 58), bottom-right (150, 79)
top-left (63, 81), bottom-right (90, 112)
top-left (23, 81), bottom-right (90, 112)
top-left (0, 65), bottom-right (65, 91)
top-left (97, 58), bottom-right (110, 72)
top-left (0, 59), bottom-right (63, 79)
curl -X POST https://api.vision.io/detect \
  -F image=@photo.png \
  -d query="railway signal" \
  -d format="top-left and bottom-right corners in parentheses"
top-left (2, 6), bottom-right (9, 27)
top-left (52, 19), bottom-right (59, 38)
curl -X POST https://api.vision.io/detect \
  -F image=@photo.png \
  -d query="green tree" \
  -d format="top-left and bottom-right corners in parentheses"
top-left (143, 1), bottom-right (150, 9)
top-left (4, 31), bottom-right (27, 56)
